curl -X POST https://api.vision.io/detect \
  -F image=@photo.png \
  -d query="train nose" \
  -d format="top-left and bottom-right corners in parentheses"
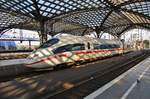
top-left (25, 58), bottom-right (36, 66)
top-left (29, 48), bottom-right (53, 58)
top-left (25, 48), bottom-right (54, 68)
top-left (25, 58), bottom-right (44, 68)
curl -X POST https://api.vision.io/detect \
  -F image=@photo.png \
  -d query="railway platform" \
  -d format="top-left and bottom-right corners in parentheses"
top-left (85, 56), bottom-right (150, 99)
top-left (0, 50), bottom-right (149, 99)
top-left (0, 51), bottom-right (31, 60)
top-left (0, 59), bottom-right (27, 66)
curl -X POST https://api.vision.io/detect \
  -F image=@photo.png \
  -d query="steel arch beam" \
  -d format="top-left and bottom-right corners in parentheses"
top-left (118, 0), bottom-right (148, 7)
top-left (120, 8), bottom-right (150, 20)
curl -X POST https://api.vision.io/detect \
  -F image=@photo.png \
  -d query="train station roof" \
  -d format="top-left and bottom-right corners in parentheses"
top-left (0, 0), bottom-right (150, 37)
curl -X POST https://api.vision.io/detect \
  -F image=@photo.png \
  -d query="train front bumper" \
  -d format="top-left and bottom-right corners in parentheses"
top-left (25, 57), bottom-right (56, 69)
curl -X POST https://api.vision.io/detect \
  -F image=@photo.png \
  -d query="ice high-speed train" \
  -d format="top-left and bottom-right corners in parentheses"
top-left (25, 35), bottom-right (124, 69)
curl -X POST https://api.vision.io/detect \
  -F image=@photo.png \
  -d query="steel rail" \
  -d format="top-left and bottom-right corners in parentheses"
top-left (44, 52), bottom-right (148, 99)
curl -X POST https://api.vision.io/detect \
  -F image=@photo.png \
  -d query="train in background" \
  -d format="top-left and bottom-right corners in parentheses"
top-left (25, 35), bottom-right (129, 70)
top-left (0, 41), bottom-right (16, 51)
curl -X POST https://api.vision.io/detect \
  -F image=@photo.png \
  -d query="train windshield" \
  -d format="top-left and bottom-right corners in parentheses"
top-left (39, 38), bottom-right (59, 48)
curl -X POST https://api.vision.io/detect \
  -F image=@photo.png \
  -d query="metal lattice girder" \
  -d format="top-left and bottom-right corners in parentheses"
top-left (102, 11), bottom-right (132, 28)
top-left (121, 11), bottom-right (150, 24)
top-left (36, 0), bottom-right (109, 17)
top-left (121, 1), bottom-right (150, 17)
top-left (0, 11), bottom-right (29, 29)
top-left (57, 28), bottom-right (93, 36)
top-left (108, 0), bottom-right (133, 6)
top-left (0, 0), bottom-right (109, 18)
top-left (0, 0), bottom-right (150, 37)
top-left (102, 9), bottom-right (150, 35)
top-left (52, 21), bottom-right (85, 33)
top-left (103, 25), bottom-right (131, 36)
top-left (62, 8), bottom-right (111, 27)
top-left (0, 0), bottom-right (35, 18)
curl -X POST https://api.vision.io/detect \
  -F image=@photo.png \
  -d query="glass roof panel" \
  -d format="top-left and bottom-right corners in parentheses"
top-left (122, 1), bottom-right (150, 17)
top-left (0, 0), bottom-right (150, 36)
top-left (103, 11), bottom-right (132, 28)
top-left (108, 0), bottom-right (130, 6)
top-left (36, 0), bottom-right (108, 17)
top-left (62, 9), bottom-right (110, 27)
top-left (122, 11), bottom-right (150, 24)
top-left (0, 11), bottom-right (30, 30)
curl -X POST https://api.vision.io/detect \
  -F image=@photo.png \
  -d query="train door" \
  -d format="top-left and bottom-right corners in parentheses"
top-left (87, 42), bottom-right (90, 49)
top-left (85, 42), bottom-right (93, 50)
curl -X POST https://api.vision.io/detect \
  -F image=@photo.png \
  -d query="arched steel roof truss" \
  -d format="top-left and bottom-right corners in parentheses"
top-left (0, 0), bottom-right (150, 36)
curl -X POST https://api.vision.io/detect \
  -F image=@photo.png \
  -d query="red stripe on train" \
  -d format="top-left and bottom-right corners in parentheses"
top-left (26, 53), bottom-right (68, 66)
top-left (26, 48), bottom-right (122, 66)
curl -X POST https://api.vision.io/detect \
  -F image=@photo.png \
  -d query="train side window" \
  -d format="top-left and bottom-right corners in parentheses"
top-left (52, 44), bottom-right (72, 54)
top-left (93, 44), bottom-right (106, 49)
top-left (111, 44), bottom-right (120, 48)
top-left (115, 44), bottom-right (120, 48)
top-left (97, 44), bottom-right (120, 49)
top-left (101, 44), bottom-right (107, 49)
top-left (100, 45), bottom-right (107, 49)
top-left (111, 44), bottom-right (115, 48)
top-left (71, 44), bottom-right (85, 51)
top-left (93, 44), bottom-right (99, 49)
top-left (108, 44), bottom-right (113, 49)
top-left (111, 44), bottom-right (119, 48)
top-left (105, 44), bottom-right (113, 49)
top-left (52, 43), bottom-right (85, 54)
top-left (87, 42), bottom-right (90, 49)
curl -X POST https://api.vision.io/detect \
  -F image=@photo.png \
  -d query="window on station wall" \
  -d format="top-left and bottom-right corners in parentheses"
top-left (52, 43), bottom-right (85, 54)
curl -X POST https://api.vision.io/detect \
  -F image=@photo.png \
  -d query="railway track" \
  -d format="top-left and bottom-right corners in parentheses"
top-left (0, 51), bottom-right (139, 82)
top-left (0, 51), bottom-right (131, 82)
top-left (46, 50), bottom-right (150, 99)
top-left (0, 50), bottom-right (149, 99)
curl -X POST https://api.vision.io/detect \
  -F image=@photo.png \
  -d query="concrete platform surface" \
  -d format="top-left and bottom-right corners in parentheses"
top-left (0, 59), bottom-right (28, 66)
top-left (85, 56), bottom-right (150, 99)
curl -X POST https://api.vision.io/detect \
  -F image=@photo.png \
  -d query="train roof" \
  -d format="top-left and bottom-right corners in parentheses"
top-left (54, 35), bottom-right (121, 44)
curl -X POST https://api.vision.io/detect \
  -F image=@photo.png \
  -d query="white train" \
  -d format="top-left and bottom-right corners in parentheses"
top-left (25, 35), bottom-right (125, 69)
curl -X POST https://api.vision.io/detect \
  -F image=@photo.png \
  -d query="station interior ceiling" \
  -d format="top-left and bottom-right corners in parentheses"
top-left (0, 0), bottom-right (150, 42)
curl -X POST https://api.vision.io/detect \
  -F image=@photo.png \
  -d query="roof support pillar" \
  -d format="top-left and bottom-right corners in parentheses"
top-left (116, 35), bottom-right (125, 53)
top-left (81, 29), bottom-right (88, 36)
top-left (95, 27), bottom-right (104, 38)
top-left (39, 20), bottom-right (47, 44)
top-left (99, 32), bottom-right (105, 38)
